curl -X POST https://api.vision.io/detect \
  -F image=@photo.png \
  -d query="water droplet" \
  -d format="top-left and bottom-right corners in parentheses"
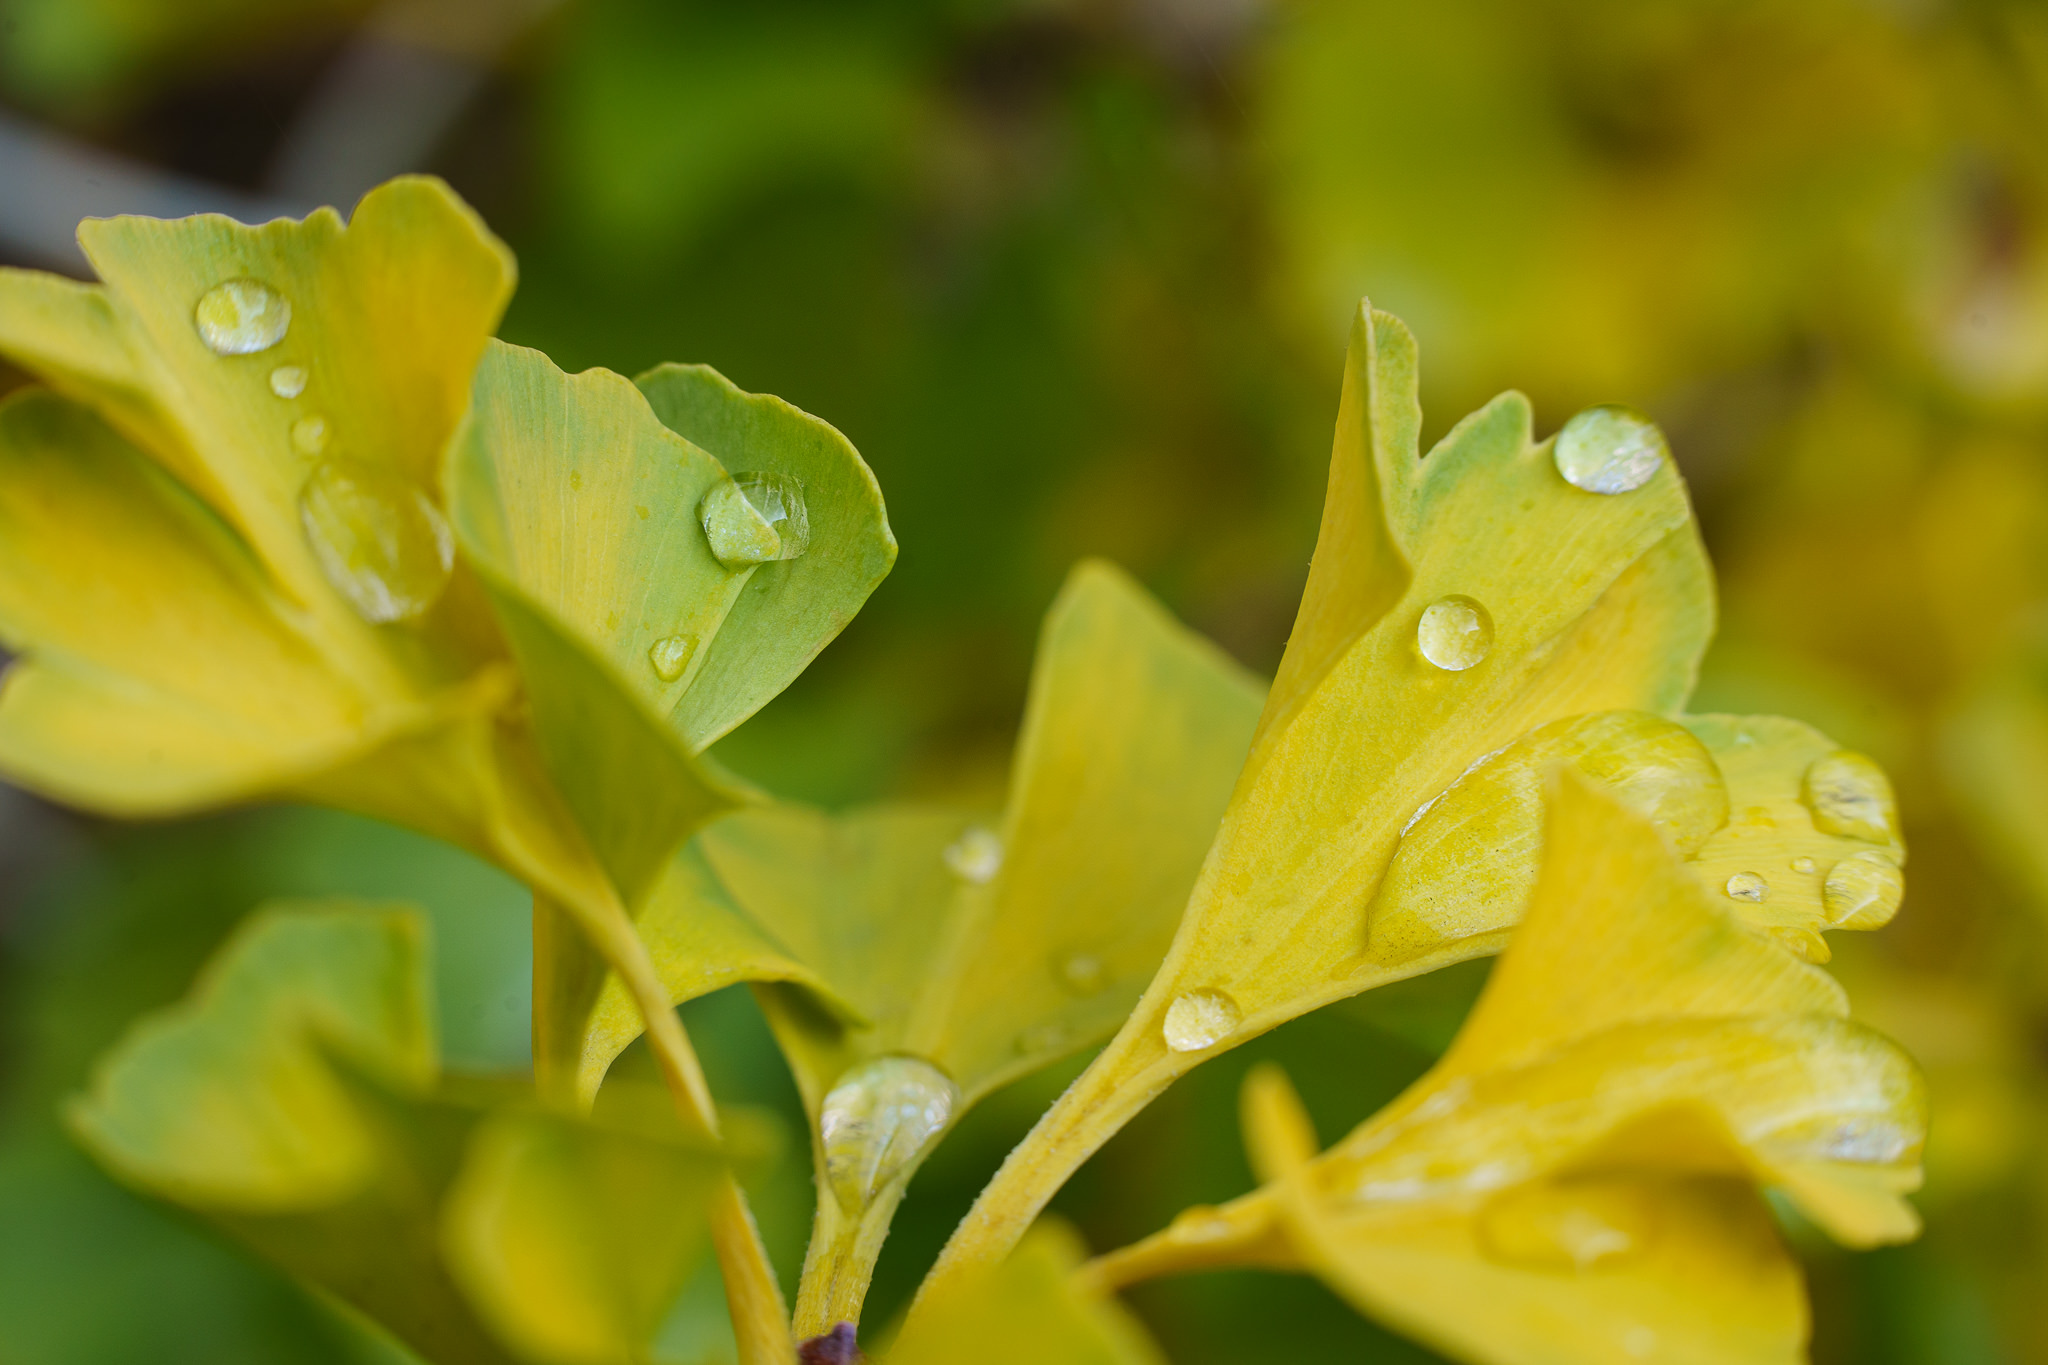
top-left (943, 825), bottom-right (1002, 884)
top-left (1802, 751), bottom-right (1897, 843)
top-left (1416, 595), bottom-right (1493, 671)
top-left (699, 472), bottom-right (809, 566)
top-left (268, 365), bottom-right (307, 398)
top-left (292, 414), bottom-right (330, 455)
top-left (1163, 988), bottom-right (1240, 1052)
top-left (648, 633), bottom-right (698, 683)
top-left (1791, 856), bottom-right (1818, 874)
top-left (194, 279), bottom-right (291, 355)
top-left (1725, 871), bottom-right (1769, 902)
top-left (1553, 405), bottom-right (1667, 494)
top-left (1059, 952), bottom-right (1105, 995)
top-left (297, 459), bottom-right (454, 624)
top-left (1823, 852), bottom-right (1904, 929)
top-left (818, 1056), bottom-right (957, 1211)
top-left (1478, 1178), bottom-right (1653, 1272)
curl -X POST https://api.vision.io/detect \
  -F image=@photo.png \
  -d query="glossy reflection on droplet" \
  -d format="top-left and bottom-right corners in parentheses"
top-left (195, 279), bottom-right (291, 355)
top-left (1725, 871), bottom-right (1769, 903)
top-left (268, 365), bottom-right (307, 399)
top-left (297, 458), bottom-right (454, 624)
top-left (1163, 988), bottom-right (1240, 1053)
top-left (699, 472), bottom-right (809, 566)
top-left (943, 825), bottom-right (1003, 885)
top-left (1417, 595), bottom-right (1493, 671)
top-left (1823, 852), bottom-right (1904, 929)
top-left (818, 1056), bottom-right (958, 1212)
top-left (1802, 751), bottom-right (1898, 843)
top-left (1791, 856), bottom-right (1818, 875)
top-left (648, 633), bottom-right (698, 683)
top-left (1478, 1178), bottom-right (1654, 1272)
top-left (1553, 405), bottom-right (1667, 495)
top-left (292, 414), bottom-right (330, 455)
top-left (1059, 952), bottom-right (1105, 995)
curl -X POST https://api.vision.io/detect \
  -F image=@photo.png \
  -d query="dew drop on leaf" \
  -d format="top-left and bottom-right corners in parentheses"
top-left (1724, 871), bottom-right (1769, 902)
top-left (648, 632), bottom-right (698, 683)
top-left (1163, 988), bottom-right (1240, 1052)
top-left (1801, 751), bottom-right (1897, 843)
top-left (1791, 856), bottom-right (1818, 874)
top-left (1823, 852), bottom-right (1904, 928)
top-left (297, 458), bottom-right (454, 624)
top-left (268, 365), bottom-right (307, 398)
top-left (194, 279), bottom-right (291, 355)
top-left (1416, 595), bottom-right (1493, 671)
top-left (1058, 952), bottom-right (1105, 995)
top-left (943, 825), bottom-right (1003, 884)
top-left (1552, 405), bottom-right (1667, 494)
top-left (818, 1056), bottom-right (958, 1212)
top-left (700, 473), bottom-right (809, 566)
top-left (292, 415), bottom-right (330, 455)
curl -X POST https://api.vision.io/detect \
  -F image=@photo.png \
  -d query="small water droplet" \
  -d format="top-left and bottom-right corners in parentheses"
top-left (194, 279), bottom-right (291, 355)
top-left (699, 472), bottom-right (809, 566)
top-left (1802, 751), bottom-right (1897, 843)
top-left (1823, 852), bottom-right (1904, 929)
top-left (943, 826), bottom-right (1002, 884)
top-left (1163, 988), bottom-right (1240, 1052)
top-left (1553, 405), bottom-right (1667, 494)
top-left (648, 633), bottom-right (698, 683)
top-left (1416, 595), bottom-right (1493, 671)
top-left (268, 365), bottom-right (307, 398)
top-left (292, 414), bottom-right (330, 455)
top-left (297, 458), bottom-right (454, 624)
top-left (818, 1056), bottom-right (957, 1211)
top-left (1479, 1179), bottom-right (1653, 1272)
top-left (1791, 856), bottom-right (1818, 874)
top-left (1059, 952), bottom-right (1105, 995)
top-left (1725, 871), bottom-right (1769, 902)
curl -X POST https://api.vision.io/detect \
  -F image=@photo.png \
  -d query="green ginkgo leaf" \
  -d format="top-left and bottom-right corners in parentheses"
top-left (578, 559), bottom-right (1263, 1330)
top-left (70, 901), bottom-right (729, 1365)
top-left (1086, 777), bottom-right (1924, 1365)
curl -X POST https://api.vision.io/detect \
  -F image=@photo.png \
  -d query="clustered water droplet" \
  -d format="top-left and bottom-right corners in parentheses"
top-left (648, 633), bottom-right (698, 683)
top-left (1823, 852), bottom-right (1905, 929)
top-left (1163, 988), bottom-right (1241, 1052)
top-left (943, 825), bottom-right (1003, 885)
top-left (699, 472), bottom-right (810, 567)
top-left (194, 279), bottom-right (291, 355)
top-left (297, 458), bottom-right (455, 624)
top-left (1552, 405), bottom-right (1667, 495)
top-left (818, 1055), bottom-right (958, 1212)
top-left (1801, 751), bottom-right (1898, 843)
top-left (1416, 594), bottom-right (1493, 671)
top-left (292, 415), bottom-right (330, 456)
top-left (1724, 871), bottom-right (1769, 903)
top-left (268, 365), bottom-right (307, 399)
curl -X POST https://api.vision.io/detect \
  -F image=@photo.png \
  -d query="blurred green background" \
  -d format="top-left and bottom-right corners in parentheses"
top-left (4, 0), bottom-right (2048, 1361)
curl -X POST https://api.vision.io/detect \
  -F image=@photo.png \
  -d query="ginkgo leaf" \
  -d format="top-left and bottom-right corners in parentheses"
top-left (1085, 779), bottom-right (1925, 1365)
top-left (928, 301), bottom-right (1719, 1285)
top-left (579, 559), bottom-right (1264, 1330)
top-left (70, 901), bottom-right (729, 1365)
top-left (883, 1223), bottom-right (1165, 1365)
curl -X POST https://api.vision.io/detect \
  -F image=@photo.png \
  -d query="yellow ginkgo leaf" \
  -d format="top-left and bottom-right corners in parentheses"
top-left (927, 301), bottom-right (1719, 1286)
top-left (1085, 779), bottom-right (1925, 1365)
top-left (579, 559), bottom-right (1263, 1330)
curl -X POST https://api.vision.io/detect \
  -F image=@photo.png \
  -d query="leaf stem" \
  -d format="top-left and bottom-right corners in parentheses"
top-left (792, 1177), bottom-right (910, 1337)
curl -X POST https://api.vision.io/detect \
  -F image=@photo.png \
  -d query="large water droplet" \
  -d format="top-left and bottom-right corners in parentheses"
top-left (1059, 952), bottom-right (1105, 995)
top-left (1725, 871), bottom-right (1769, 903)
top-left (818, 1056), bottom-right (958, 1212)
top-left (297, 459), bottom-right (454, 624)
top-left (1553, 405), bottom-right (1667, 495)
top-left (1163, 988), bottom-right (1240, 1052)
top-left (194, 279), bottom-right (291, 355)
top-left (1478, 1178), bottom-right (1654, 1272)
top-left (699, 473), bottom-right (809, 566)
top-left (648, 633), bottom-right (698, 683)
top-left (1416, 595), bottom-right (1493, 671)
top-left (1823, 852), bottom-right (1904, 929)
top-left (268, 365), bottom-right (307, 398)
top-left (943, 825), bottom-right (1003, 884)
top-left (1802, 751), bottom-right (1897, 843)
top-left (292, 414), bottom-right (330, 455)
